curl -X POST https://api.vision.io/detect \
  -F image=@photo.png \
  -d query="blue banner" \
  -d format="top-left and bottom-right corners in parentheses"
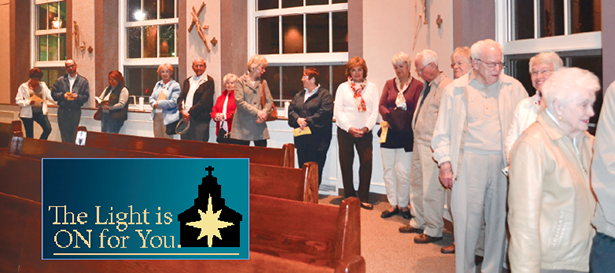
top-left (42, 158), bottom-right (249, 260)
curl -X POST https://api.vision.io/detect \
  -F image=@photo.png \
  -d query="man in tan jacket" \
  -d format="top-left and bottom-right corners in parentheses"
top-left (590, 81), bottom-right (615, 272)
top-left (431, 39), bottom-right (527, 273)
top-left (398, 49), bottom-right (452, 245)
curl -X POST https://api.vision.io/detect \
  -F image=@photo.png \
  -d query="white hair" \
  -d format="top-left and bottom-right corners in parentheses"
top-left (416, 49), bottom-right (439, 67)
top-left (470, 39), bottom-right (502, 60)
top-left (529, 52), bottom-right (564, 73)
top-left (222, 73), bottom-right (238, 86)
top-left (541, 67), bottom-right (600, 113)
top-left (391, 52), bottom-right (412, 68)
top-left (451, 47), bottom-right (472, 63)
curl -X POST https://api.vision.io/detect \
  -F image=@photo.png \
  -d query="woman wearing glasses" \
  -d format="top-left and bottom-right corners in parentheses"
top-left (504, 52), bottom-right (563, 162)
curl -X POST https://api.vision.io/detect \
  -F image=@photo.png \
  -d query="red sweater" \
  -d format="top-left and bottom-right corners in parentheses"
top-left (210, 90), bottom-right (237, 135)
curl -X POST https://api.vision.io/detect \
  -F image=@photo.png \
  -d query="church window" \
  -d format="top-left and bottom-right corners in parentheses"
top-left (250, 0), bottom-right (348, 106)
top-left (120, 0), bottom-right (178, 106)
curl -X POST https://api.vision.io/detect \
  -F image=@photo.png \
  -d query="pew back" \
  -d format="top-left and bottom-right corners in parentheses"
top-left (2, 144), bottom-right (318, 203)
top-left (0, 193), bottom-right (364, 273)
top-left (76, 127), bottom-right (295, 167)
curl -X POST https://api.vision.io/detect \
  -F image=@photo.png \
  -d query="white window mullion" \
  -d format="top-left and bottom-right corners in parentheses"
top-left (534, 0), bottom-right (540, 38)
top-left (329, 12), bottom-right (333, 53)
top-left (564, 0), bottom-right (570, 35)
top-left (303, 14), bottom-right (307, 54)
top-left (278, 16), bottom-right (283, 55)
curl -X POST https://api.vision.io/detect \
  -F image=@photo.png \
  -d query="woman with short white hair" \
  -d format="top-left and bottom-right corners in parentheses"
top-left (450, 47), bottom-right (472, 79)
top-left (508, 67), bottom-right (599, 273)
top-left (504, 52), bottom-right (564, 161)
top-left (149, 63), bottom-right (181, 138)
top-left (378, 51), bottom-right (423, 219)
top-left (211, 73), bottom-right (238, 143)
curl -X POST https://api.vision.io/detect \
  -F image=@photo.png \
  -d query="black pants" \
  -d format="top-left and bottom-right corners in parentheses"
top-left (57, 107), bottom-right (81, 143)
top-left (181, 119), bottom-right (210, 142)
top-left (21, 112), bottom-right (52, 140)
top-left (297, 147), bottom-right (328, 186)
top-left (231, 139), bottom-right (267, 147)
top-left (337, 127), bottom-right (373, 203)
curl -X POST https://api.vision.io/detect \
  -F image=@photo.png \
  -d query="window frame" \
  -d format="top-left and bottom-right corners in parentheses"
top-left (248, 1), bottom-right (349, 106)
top-left (495, 0), bottom-right (601, 56)
top-left (248, 1), bottom-right (348, 64)
top-left (118, 0), bottom-right (179, 105)
top-left (31, 0), bottom-right (67, 69)
top-left (119, 0), bottom-right (179, 67)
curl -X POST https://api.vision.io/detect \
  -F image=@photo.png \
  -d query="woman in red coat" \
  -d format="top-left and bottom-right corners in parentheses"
top-left (211, 73), bottom-right (238, 142)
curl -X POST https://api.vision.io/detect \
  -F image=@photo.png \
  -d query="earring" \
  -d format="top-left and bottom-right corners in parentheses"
top-left (558, 116), bottom-right (562, 121)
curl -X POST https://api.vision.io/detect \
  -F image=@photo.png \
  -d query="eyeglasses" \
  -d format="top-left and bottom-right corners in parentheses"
top-left (450, 62), bottom-right (469, 68)
top-left (302, 75), bottom-right (309, 79)
top-left (476, 59), bottom-right (505, 69)
top-left (416, 63), bottom-right (432, 74)
top-left (530, 69), bottom-right (553, 76)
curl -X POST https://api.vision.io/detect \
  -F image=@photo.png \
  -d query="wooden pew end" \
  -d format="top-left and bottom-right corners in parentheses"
top-left (335, 255), bottom-right (366, 273)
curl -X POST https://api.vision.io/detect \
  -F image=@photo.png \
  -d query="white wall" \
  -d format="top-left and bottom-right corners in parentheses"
top-left (0, 0), bottom-right (10, 104)
top-left (185, 0), bottom-right (222, 99)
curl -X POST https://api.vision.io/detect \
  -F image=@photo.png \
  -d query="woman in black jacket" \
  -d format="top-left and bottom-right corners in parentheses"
top-left (288, 68), bottom-right (334, 186)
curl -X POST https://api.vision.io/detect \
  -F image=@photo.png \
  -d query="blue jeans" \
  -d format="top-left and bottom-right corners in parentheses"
top-left (101, 113), bottom-right (125, 134)
top-left (590, 232), bottom-right (615, 273)
top-left (21, 111), bottom-right (52, 139)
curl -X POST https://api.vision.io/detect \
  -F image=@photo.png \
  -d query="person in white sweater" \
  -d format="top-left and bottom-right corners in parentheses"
top-left (503, 52), bottom-right (563, 165)
top-left (15, 67), bottom-right (55, 139)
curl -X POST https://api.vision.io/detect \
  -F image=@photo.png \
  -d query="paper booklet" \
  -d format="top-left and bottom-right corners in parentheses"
top-left (293, 127), bottom-right (312, 137)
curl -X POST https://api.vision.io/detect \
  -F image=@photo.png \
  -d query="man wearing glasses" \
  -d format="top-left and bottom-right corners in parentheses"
top-left (51, 59), bottom-right (90, 143)
top-left (431, 39), bottom-right (527, 273)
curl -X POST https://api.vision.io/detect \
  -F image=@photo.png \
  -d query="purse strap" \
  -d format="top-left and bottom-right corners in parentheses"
top-left (260, 80), bottom-right (266, 108)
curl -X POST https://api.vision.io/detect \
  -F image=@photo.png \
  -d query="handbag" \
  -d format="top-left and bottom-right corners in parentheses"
top-left (260, 80), bottom-right (278, 121)
top-left (216, 125), bottom-right (230, 143)
top-left (165, 119), bottom-right (180, 135)
top-left (93, 107), bottom-right (102, 121)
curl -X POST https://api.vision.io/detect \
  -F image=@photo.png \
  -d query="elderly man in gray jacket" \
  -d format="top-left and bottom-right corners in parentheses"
top-left (590, 81), bottom-right (615, 272)
top-left (431, 39), bottom-right (527, 273)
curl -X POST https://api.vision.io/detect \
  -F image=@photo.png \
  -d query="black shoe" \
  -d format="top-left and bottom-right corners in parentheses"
top-left (400, 209), bottom-right (412, 220)
top-left (380, 207), bottom-right (399, 218)
top-left (414, 234), bottom-right (443, 244)
top-left (398, 225), bottom-right (424, 234)
top-left (360, 202), bottom-right (373, 210)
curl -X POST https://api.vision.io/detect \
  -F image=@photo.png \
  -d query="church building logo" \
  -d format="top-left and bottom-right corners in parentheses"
top-left (179, 166), bottom-right (242, 247)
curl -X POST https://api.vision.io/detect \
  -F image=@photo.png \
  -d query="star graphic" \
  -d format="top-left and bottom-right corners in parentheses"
top-left (186, 194), bottom-right (235, 247)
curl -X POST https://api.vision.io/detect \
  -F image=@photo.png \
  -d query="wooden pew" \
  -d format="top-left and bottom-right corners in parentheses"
top-left (0, 192), bottom-right (364, 273)
top-left (75, 126), bottom-right (295, 168)
top-left (2, 134), bottom-right (318, 203)
top-left (0, 120), bottom-right (21, 149)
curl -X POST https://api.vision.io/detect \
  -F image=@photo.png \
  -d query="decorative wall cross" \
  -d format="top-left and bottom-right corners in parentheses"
top-left (189, 2), bottom-right (212, 52)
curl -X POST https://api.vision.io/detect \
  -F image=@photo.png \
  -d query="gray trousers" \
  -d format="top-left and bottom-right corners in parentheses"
top-left (409, 142), bottom-right (446, 237)
top-left (452, 152), bottom-right (507, 273)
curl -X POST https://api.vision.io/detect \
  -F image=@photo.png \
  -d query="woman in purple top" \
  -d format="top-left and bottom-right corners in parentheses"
top-left (378, 52), bottom-right (423, 219)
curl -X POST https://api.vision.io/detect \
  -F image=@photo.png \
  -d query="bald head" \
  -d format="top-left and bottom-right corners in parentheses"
top-left (65, 59), bottom-right (77, 77)
top-left (192, 58), bottom-right (206, 76)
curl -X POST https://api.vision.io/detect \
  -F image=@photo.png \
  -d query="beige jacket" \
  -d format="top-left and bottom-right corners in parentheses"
top-left (431, 71), bottom-right (527, 178)
top-left (592, 81), bottom-right (615, 239)
top-left (230, 74), bottom-right (273, 141)
top-left (508, 111), bottom-right (595, 273)
top-left (412, 73), bottom-right (452, 147)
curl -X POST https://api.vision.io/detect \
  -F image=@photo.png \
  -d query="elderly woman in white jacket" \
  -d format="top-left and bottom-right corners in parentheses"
top-left (15, 67), bottom-right (55, 139)
top-left (504, 52), bottom-right (563, 162)
top-left (508, 67), bottom-right (599, 273)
